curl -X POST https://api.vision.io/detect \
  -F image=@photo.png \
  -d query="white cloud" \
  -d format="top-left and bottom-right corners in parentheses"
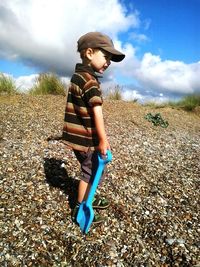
top-left (132, 53), bottom-right (200, 95)
top-left (121, 87), bottom-right (143, 101)
top-left (0, 0), bottom-right (139, 76)
top-left (129, 32), bottom-right (149, 43)
top-left (143, 19), bottom-right (151, 31)
top-left (15, 74), bottom-right (38, 91)
top-left (111, 42), bottom-right (139, 78)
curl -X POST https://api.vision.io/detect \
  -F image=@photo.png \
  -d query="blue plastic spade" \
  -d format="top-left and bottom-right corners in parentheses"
top-left (76, 150), bottom-right (112, 234)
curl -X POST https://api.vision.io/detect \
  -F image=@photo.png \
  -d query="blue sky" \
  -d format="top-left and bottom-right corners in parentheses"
top-left (121, 0), bottom-right (199, 63)
top-left (0, 0), bottom-right (200, 102)
top-left (0, 60), bottom-right (38, 77)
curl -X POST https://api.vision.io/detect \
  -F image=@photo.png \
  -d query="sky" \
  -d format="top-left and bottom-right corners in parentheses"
top-left (0, 0), bottom-right (200, 103)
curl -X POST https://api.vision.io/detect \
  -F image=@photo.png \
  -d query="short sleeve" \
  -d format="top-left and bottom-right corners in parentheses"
top-left (83, 80), bottom-right (103, 107)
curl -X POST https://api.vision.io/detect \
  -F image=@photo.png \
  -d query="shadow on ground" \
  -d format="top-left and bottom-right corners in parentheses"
top-left (43, 157), bottom-right (79, 209)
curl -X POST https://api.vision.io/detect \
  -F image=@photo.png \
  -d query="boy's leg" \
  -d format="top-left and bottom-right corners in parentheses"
top-left (77, 179), bottom-right (109, 208)
top-left (71, 180), bottom-right (87, 222)
top-left (72, 149), bottom-right (109, 223)
top-left (72, 179), bottom-right (105, 224)
top-left (71, 150), bottom-right (94, 223)
top-left (78, 180), bottom-right (91, 203)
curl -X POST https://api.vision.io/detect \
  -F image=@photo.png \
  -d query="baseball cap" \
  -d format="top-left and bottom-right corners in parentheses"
top-left (77, 32), bottom-right (125, 62)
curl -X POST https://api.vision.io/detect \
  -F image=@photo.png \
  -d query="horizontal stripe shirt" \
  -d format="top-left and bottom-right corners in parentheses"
top-left (62, 63), bottom-right (103, 152)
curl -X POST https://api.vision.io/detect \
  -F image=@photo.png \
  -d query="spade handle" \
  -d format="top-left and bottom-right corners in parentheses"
top-left (86, 150), bottom-right (112, 205)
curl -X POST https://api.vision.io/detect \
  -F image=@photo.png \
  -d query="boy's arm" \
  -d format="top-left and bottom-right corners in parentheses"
top-left (92, 105), bottom-right (110, 155)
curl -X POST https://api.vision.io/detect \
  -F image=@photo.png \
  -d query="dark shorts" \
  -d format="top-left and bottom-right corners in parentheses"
top-left (73, 149), bottom-right (106, 184)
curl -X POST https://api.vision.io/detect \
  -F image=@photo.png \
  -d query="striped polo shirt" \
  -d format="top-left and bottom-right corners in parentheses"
top-left (62, 63), bottom-right (103, 152)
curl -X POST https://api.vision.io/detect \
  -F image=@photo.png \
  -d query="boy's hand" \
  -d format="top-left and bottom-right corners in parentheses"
top-left (98, 139), bottom-right (111, 155)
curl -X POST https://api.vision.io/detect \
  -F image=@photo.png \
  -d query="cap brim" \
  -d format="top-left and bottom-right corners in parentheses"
top-left (101, 47), bottom-right (125, 62)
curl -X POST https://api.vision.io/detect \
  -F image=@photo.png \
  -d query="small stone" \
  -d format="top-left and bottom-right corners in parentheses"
top-left (166, 238), bottom-right (175, 245)
top-left (177, 238), bottom-right (185, 244)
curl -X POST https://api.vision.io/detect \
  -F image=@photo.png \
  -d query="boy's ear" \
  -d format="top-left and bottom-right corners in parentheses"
top-left (85, 48), bottom-right (94, 60)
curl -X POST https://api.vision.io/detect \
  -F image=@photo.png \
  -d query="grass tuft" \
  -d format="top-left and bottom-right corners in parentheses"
top-left (144, 94), bottom-right (200, 111)
top-left (106, 85), bottom-right (122, 100)
top-left (0, 73), bottom-right (18, 95)
top-left (29, 73), bottom-right (66, 96)
top-left (176, 94), bottom-right (200, 111)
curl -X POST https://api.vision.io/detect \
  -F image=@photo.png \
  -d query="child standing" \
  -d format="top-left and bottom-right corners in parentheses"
top-left (62, 32), bottom-right (125, 224)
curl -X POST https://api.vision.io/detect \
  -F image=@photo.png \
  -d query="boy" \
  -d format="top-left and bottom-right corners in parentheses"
top-left (62, 32), bottom-right (125, 224)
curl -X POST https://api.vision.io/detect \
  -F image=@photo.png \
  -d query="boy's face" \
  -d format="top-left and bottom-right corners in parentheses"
top-left (87, 49), bottom-right (112, 74)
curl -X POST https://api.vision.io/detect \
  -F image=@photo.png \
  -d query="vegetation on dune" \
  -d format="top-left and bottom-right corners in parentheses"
top-left (106, 85), bottom-right (200, 112)
top-left (175, 94), bottom-right (200, 111)
top-left (0, 73), bottom-right (19, 95)
top-left (106, 85), bottom-right (123, 100)
top-left (29, 73), bottom-right (67, 96)
top-left (1, 70), bottom-right (199, 113)
top-left (145, 94), bottom-right (200, 111)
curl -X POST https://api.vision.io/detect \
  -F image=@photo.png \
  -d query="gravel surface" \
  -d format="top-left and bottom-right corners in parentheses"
top-left (0, 95), bottom-right (200, 267)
